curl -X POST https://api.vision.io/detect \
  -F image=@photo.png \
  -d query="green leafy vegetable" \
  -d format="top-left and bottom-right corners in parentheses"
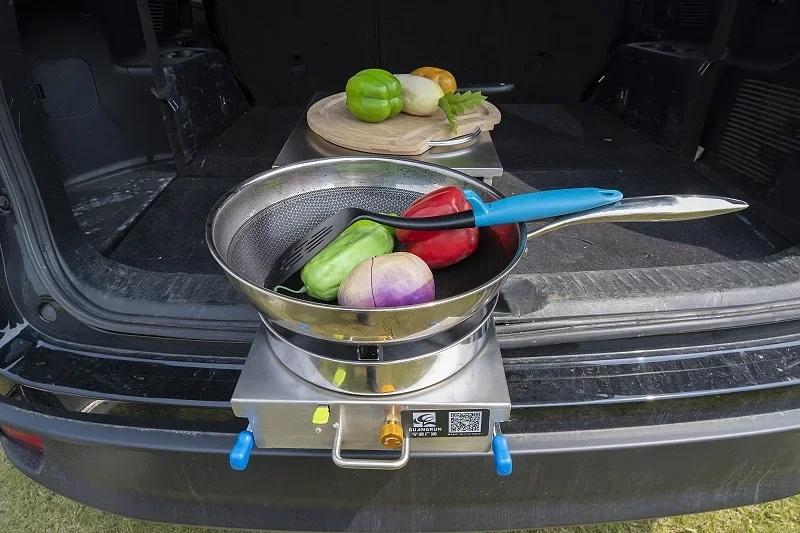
top-left (438, 91), bottom-right (487, 133)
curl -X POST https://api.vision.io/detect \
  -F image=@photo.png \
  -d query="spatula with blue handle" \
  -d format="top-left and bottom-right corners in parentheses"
top-left (267, 187), bottom-right (623, 287)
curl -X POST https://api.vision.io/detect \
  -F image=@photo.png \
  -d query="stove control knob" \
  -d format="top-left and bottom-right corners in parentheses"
top-left (380, 421), bottom-right (404, 449)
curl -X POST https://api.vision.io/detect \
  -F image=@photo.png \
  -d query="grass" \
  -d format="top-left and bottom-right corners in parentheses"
top-left (1, 451), bottom-right (799, 533)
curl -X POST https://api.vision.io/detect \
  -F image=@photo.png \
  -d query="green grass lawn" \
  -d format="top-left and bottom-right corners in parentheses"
top-left (1, 451), bottom-right (799, 533)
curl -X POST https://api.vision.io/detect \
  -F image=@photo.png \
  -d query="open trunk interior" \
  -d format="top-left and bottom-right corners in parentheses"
top-left (3, 0), bottom-right (800, 343)
top-left (71, 104), bottom-right (788, 276)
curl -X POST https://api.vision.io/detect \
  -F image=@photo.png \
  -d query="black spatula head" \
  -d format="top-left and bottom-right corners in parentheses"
top-left (266, 208), bottom-right (474, 289)
top-left (266, 208), bottom-right (366, 288)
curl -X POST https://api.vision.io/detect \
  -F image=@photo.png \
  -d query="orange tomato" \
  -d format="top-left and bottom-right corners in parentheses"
top-left (410, 67), bottom-right (457, 94)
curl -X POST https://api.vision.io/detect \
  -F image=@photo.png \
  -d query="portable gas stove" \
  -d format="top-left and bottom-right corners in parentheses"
top-left (228, 309), bottom-right (512, 475)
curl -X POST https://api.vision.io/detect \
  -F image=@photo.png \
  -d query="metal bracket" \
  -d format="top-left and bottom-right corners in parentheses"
top-left (150, 85), bottom-right (179, 111)
top-left (697, 60), bottom-right (712, 76)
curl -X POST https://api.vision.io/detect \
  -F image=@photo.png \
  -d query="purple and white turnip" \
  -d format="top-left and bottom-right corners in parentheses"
top-left (338, 252), bottom-right (435, 308)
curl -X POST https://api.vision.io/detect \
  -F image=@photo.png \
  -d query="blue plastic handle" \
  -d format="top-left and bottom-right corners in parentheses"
top-left (463, 187), bottom-right (623, 227)
top-left (492, 434), bottom-right (513, 476)
top-left (230, 430), bottom-right (254, 471)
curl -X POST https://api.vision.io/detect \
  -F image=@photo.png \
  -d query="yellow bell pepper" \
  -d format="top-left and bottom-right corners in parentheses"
top-left (410, 67), bottom-right (457, 94)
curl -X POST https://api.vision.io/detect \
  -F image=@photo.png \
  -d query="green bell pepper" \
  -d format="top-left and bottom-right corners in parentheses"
top-left (300, 222), bottom-right (394, 300)
top-left (345, 69), bottom-right (403, 123)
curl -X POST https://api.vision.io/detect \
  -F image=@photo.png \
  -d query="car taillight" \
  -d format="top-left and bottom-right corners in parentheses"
top-left (0, 425), bottom-right (43, 452)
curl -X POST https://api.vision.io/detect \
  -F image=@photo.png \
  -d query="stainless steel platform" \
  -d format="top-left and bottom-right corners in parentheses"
top-left (232, 325), bottom-right (511, 460)
top-left (273, 92), bottom-right (504, 182)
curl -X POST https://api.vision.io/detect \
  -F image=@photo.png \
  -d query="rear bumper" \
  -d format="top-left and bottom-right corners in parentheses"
top-left (2, 398), bottom-right (800, 531)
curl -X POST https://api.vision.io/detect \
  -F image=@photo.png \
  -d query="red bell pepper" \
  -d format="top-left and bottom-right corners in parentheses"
top-left (396, 186), bottom-right (479, 268)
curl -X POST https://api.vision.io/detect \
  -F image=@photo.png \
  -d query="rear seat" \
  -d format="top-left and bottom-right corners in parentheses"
top-left (377, 1), bottom-right (626, 103)
top-left (212, 2), bottom-right (376, 106)
top-left (212, 0), bottom-right (625, 106)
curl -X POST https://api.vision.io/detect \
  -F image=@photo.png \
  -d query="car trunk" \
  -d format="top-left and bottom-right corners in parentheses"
top-left (2, 0), bottom-right (799, 346)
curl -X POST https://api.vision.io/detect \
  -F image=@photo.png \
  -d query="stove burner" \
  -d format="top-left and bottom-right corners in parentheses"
top-left (261, 295), bottom-right (495, 364)
top-left (264, 312), bottom-right (493, 395)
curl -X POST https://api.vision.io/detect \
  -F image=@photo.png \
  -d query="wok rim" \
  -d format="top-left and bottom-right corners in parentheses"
top-left (205, 156), bottom-right (527, 316)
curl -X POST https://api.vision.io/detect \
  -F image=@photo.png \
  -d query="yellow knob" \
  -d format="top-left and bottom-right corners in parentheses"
top-left (380, 421), bottom-right (404, 449)
top-left (312, 405), bottom-right (329, 425)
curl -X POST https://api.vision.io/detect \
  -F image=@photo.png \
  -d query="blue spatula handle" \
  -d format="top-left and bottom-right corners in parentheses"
top-left (463, 188), bottom-right (623, 227)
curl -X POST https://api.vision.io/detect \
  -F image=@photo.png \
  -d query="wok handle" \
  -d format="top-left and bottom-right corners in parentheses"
top-left (428, 126), bottom-right (481, 147)
top-left (526, 195), bottom-right (749, 240)
top-left (465, 188), bottom-right (623, 227)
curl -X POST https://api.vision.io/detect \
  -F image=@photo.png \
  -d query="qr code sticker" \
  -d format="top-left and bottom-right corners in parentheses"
top-left (448, 411), bottom-right (483, 434)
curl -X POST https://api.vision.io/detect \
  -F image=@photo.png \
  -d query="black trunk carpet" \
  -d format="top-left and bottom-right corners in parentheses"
top-left (67, 163), bottom-right (176, 255)
top-left (109, 178), bottom-right (241, 274)
top-left (104, 106), bottom-right (304, 273)
top-left (109, 168), bottom-right (789, 276)
top-left (180, 106), bottom-right (305, 179)
top-left (104, 104), bottom-right (791, 275)
top-left (492, 103), bottom-right (681, 171)
top-left (499, 168), bottom-right (789, 273)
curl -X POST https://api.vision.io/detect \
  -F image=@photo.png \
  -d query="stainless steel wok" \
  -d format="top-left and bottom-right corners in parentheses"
top-left (207, 157), bottom-right (747, 344)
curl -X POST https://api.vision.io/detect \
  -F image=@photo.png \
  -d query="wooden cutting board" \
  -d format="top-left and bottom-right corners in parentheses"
top-left (306, 92), bottom-right (502, 155)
